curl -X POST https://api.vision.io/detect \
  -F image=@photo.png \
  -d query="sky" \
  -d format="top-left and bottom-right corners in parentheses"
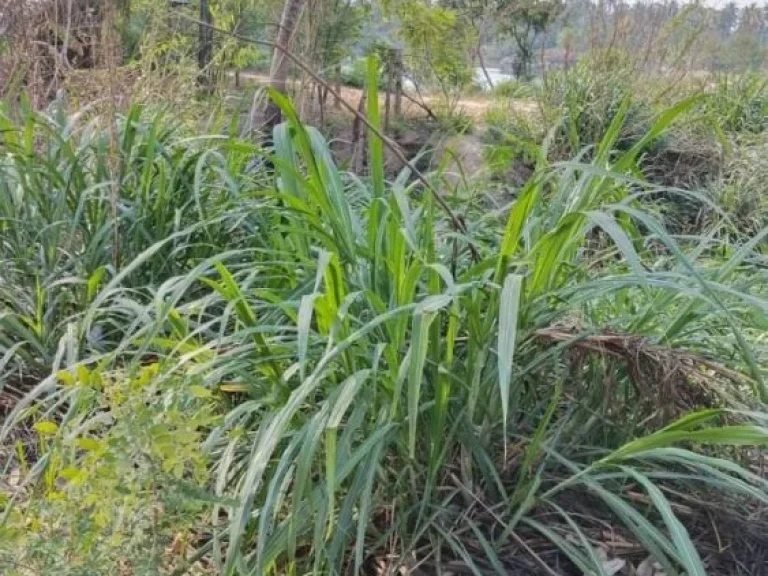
top-left (704, 0), bottom-right (767, 5)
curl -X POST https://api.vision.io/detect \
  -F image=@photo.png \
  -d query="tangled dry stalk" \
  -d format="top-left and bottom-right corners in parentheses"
top-left (0, 0), bottom-right (103, 106)
top-left (535, 325), bottom-right (754, 422)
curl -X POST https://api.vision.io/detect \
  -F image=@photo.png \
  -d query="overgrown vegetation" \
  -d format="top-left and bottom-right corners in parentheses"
top-left (1, 72), bottom-right (767, 573)
top-left (1, 0), bottom-right (768, 574)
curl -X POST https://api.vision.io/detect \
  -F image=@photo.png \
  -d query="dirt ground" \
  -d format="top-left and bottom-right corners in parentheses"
top-left (232, 71), bottom-right (538, 181)
top-left (233, 71), bottom-right (537, 121)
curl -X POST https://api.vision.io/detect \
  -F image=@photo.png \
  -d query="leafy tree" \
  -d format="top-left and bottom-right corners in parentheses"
top-left (394, 0), bottom-right (476, 108)
top-left (306, 0), bottom-right (365, 111)
top-left (722, 4), bottom-right (766, 70)
top-left (718, 1), bottom-right (739, 38)
top-left (442, 0), bottom-right (503, 88)
top-left (497, 0), bottom-right (562, 78)
top-left (214, 0), bottom-right (267, 87)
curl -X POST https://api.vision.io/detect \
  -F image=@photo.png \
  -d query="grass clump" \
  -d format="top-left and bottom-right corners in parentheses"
top-left (707, 136), bottom-right (768, 237)
top-left (1, 65), bottom-right (767, 574)
top-left (537, 56), bottom-right (653, 157)
top-left (492, 78), bottom-right (535, 99)
top-left (703, 74), bottom-right (768, 134)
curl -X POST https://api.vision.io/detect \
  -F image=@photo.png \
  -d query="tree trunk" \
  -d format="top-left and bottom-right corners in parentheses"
top-left (249, 0), bottom-right (307, 138)
top-left (476, 44), bottom-right (494, 90)
top-left (198, 0), bottom-right (214, 92)
top-left (61, 0), bottom-right (73, 69)
top-left (333, 63), bottom-right (342, 109)
top-left (393, 49), bottom-right (403, 120)
top-left (352, 92), bottom-right (367, 174)
top-left (317, 82), bottom-right (326, 129)
top-left (515, 46), bottom-right (532, 80)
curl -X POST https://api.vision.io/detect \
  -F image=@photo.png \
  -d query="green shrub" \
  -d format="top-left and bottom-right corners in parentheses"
top-left (703, 74), bottom-right (768, 134)
top-left (435, 107), bottom-right (473, 134)
top-left (708, 136), bottom-right (768, 236)
top-left (0, 103), bottom-right (265, 376)
top-left (539, 59), bottom-right (653, 158)
top-left (463, 80), bottom-right (486, 95)
top-left (482, 102), bottom-right (542, 178)
top-left (1, 364), bottom-right (215, 575)
top-left (492, 78), bottom-right (534, 99)
top-left (339, 58), bottom-right (372, 88)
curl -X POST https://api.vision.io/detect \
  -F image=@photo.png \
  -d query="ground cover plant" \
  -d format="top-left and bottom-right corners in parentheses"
top-left (0, 56), bottom-right (767, 575)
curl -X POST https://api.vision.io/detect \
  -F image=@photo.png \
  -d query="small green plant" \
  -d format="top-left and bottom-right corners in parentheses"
top-left (435, 107), bottom-right (473, 134)
top-left (492, 78), bottom-right (534, 99)
top-left (0, 364), bottom-right (217, 575)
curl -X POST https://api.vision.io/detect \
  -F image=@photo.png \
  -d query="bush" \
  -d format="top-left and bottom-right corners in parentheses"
top-left (703, 74), bottom-right (768, 134)
top-left (339, 58), bottom-right (374, 88)
top-left (492, 78), bottom-right (534, 99)
top-left (1, 365), bottom-right (215, 575)
top-left (463, 80), bottom-right (486, 95)
top-left (708, 136), bottom-right (768, 236)
top-left (482, 102), bottom-right (542, 179)
top-left (539, 59), bottom-right (653, 158)
top-left (435, 107), bottom-right (473, 134)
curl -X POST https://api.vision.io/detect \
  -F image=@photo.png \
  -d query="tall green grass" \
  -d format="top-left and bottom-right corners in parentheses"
top-left (1, 64), bottom-right (767, 574)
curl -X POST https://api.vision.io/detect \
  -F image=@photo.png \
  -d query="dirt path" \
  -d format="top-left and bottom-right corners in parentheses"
top-left (233, 71), bottom-right (536, 121)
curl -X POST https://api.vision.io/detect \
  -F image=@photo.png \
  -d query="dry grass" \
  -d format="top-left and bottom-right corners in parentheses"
top-left (535, 326), bottom-right (753, 422)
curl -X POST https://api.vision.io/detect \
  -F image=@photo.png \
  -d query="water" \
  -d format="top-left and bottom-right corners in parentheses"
top-left (340, 59), bottom-right (514, 92)
top-left (474, 67), bottom-right (514, 90)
